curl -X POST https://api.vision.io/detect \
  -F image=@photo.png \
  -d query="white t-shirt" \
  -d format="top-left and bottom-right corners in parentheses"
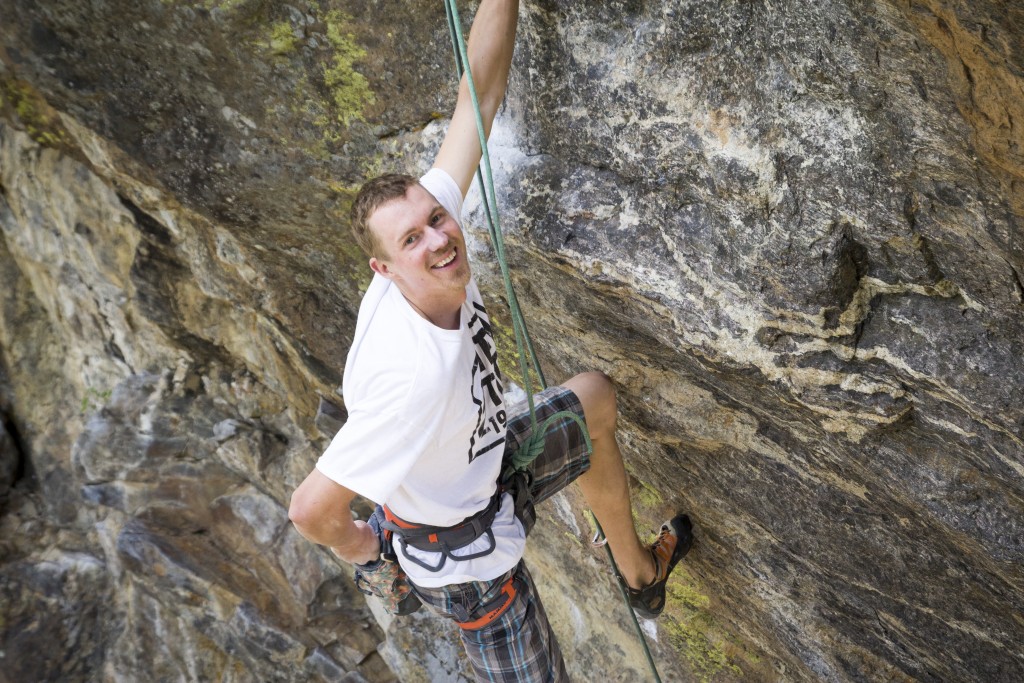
top-left (316, 168), bottom-right (527, 587)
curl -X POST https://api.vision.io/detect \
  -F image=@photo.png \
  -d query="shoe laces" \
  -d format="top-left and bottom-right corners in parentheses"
top-left (649, 523), bottom-right (677, 582)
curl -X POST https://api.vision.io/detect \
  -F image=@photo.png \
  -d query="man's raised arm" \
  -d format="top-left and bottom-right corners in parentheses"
top-left (432, 0), bottom-right (519, 197)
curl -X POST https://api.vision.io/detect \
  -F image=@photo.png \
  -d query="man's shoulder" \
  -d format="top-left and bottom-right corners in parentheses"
top-left (354, 283), bottom-right (419, 349)
top-left (420, 168), bottom-right (464, 224)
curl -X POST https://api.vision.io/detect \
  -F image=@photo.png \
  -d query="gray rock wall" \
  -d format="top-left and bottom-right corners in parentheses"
top-left (1, 1), bottom-right (1022, 681)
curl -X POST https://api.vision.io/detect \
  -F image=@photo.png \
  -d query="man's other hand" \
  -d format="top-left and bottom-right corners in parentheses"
top-left (330, 520), bottom-right (381, 566)
top-left (289, 469), bottom-right (381, 564)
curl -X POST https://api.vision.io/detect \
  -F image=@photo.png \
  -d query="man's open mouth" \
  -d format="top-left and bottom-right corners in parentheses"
top-left (432, 249), bottom-right (457, 269)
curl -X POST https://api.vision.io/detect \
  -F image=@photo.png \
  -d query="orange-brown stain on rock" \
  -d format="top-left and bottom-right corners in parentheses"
top-left (901, 1), bottom-right (1024, 212)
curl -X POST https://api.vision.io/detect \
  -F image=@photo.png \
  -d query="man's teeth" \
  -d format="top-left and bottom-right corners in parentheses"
top-left (433, 250), bottom-right (456, 268)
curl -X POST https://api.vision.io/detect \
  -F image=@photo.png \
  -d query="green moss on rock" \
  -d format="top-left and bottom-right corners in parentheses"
top-left (259, 7), bottom-right (374, 154)
top-left (0, 78), bottom-right (70, 149)
top-left (322, 10), bottom-right (375, 127)
top-left (161, 0), bottom-right (250, 9)
top-left (663, 572), bottom-right (743, 682)
top-left (490, 312), bottom-right (542, 395)
top-left (634, 479), bottom-right (664, 510)
top-left (268, 22), bottom-right (298, 55)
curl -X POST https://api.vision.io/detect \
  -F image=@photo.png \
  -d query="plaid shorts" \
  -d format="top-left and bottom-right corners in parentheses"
top-left (411, 385), bottom-right (590, 683)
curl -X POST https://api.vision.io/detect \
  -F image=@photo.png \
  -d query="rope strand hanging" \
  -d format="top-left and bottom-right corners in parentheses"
top-left (441, 2), bottom-right (663, 680)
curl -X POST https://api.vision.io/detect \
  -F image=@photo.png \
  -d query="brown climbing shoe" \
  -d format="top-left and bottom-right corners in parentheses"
top-left (624, 514), bottom-right (694, 619)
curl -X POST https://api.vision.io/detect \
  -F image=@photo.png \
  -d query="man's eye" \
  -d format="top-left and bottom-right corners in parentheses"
top-left (404, 234), bottom-right (418, 245)
top-left (430, 214), bottom-right (442, 225)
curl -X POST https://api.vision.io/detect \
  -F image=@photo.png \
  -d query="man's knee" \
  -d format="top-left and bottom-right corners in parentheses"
top-left (563, 371), bottom-right (617, 439)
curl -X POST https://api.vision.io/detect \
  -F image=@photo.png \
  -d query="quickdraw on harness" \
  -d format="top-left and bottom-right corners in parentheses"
top-left (353, 508), bottom-right (423, 616)
top-left (440, 1), bottom-right (666, 679)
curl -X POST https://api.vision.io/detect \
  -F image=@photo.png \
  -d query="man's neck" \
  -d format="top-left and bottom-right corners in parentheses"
top-left (400, 289), bottom-right (464, 330)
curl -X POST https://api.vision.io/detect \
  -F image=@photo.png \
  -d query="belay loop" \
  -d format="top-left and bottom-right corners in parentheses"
top-left (442, 1), bottom-right (664, 681)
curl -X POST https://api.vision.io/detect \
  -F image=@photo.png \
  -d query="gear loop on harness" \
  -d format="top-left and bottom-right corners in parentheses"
top-left (381, 491), bottom-right (503, 571)
top-left (456, 572), bottom-right (520, 630)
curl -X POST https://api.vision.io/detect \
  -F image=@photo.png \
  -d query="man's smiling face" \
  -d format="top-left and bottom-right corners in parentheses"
top-left (368, 183), bottom-right (471, 323)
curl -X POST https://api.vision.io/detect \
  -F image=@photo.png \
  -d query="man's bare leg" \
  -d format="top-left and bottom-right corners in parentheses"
top-left (563, 371), bottom-right (657, 590)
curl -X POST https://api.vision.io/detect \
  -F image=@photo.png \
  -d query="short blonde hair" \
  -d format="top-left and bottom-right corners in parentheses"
top-left (350, 173), bottom-right (419, 258)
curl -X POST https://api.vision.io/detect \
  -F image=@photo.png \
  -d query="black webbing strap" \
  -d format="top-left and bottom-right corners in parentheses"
top-left (381, 492), bottom-right (502, 572)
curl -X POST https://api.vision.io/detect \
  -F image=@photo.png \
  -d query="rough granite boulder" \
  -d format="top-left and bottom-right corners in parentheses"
top-left (0, 0), bottom-right (1022, 681)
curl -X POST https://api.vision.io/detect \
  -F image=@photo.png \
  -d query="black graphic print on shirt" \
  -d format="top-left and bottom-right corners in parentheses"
top-left (468, 301), bottom-right (506, 463)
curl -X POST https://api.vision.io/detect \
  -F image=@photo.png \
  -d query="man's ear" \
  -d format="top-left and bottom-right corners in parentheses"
top-left (369, 257), bottom-right (393, 279)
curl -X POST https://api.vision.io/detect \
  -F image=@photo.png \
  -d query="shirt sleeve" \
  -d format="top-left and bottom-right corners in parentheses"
top-left (419, 168), bottom-right (464, 225)
top-left (315, 405), bottom-right (433, 505)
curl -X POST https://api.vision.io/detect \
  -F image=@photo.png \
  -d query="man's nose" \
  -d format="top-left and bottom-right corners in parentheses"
top-left (426, 226), bottom-right (450, 250)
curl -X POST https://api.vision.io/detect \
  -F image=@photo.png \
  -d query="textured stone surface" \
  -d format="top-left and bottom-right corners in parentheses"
top-left (0, 417), bottom-right (18, 504)
top-left (1, 0), bottom-right (1023, 681)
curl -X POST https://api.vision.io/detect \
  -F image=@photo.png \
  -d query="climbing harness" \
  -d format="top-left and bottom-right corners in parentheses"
top-left (379, 475), bottom-right (534, 628)
top-left (441, 1), bottom-right (665, 680)
top-left (381, 492), bottom-right (501, 572)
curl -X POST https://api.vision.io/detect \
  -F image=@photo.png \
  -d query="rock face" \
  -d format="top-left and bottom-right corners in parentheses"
top-left (1, 1), bottom-right (1022, 681)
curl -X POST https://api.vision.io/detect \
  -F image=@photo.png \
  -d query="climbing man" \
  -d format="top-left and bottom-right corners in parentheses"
top-left (288, 0), bottom-right (693, 679)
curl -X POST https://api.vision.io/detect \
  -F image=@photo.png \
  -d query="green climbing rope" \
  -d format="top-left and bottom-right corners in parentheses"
top-left (442, 3), bottom-right (663, 681)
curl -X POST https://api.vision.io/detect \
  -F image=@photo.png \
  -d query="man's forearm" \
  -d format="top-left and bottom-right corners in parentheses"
top-left (289, 470), bottom-right (380, 564)
top-left (463, 0), bottom-right (519, 116)
top-left (433, 0), bottom-right (519, 192)
top-left (293, 514), bottom-right (380, 564)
